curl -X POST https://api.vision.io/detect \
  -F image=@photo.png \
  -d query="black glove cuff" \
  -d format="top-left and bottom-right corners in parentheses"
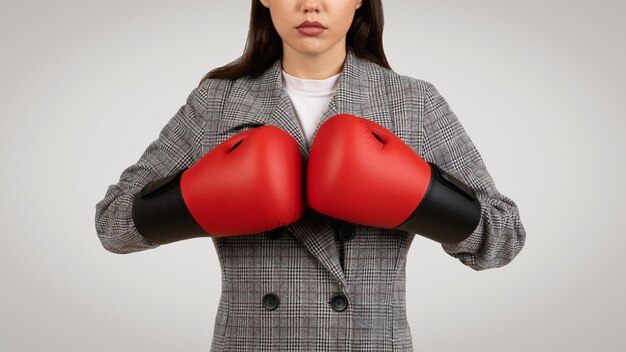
top-left (131, 167), bottom-right (208, 245)
top-left (395, 162), bottom-right (481, 245)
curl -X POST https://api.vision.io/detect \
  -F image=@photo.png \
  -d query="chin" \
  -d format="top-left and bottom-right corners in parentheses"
top-left (288, 43), bottom-right (332, 56)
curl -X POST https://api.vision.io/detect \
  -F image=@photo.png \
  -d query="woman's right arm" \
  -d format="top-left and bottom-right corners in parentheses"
top-left (94, 82), bottom-right (209, 254)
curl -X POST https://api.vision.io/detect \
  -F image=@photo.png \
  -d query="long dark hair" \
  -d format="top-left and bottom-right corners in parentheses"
top-left (199, 0), bottom-right (390, 87)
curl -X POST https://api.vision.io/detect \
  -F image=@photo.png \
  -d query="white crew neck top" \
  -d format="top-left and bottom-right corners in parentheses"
top-left (281, 69), bottom-right (341, 146)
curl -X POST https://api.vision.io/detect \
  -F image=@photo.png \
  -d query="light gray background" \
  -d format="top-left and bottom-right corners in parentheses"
top-left (1, 0), bottom-right (624, 351)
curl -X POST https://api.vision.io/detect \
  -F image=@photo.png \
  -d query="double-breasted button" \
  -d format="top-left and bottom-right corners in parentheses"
top-left (262, 293), bottom-right (280, 311)
top-left (334, 223), bottom-right (356, 242)
top-left (330, 293), bottom-right (349, 312)
top-left (265, 227), bottom-right (284, 240)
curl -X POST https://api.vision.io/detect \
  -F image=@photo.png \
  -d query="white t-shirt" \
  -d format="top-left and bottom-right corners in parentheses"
top-left (281, 69), bottom-right (341, 147)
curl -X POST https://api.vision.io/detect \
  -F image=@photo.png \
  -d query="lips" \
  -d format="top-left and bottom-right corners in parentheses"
top-left (297, 20), bottom-right (325, 29)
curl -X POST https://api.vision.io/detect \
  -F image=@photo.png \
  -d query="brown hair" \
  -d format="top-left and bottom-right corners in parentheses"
top-left (198, 0), bottom-right (391, 86)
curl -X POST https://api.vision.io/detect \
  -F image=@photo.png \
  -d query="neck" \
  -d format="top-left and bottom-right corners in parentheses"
top-left (281, 43), bottom-right (347, 80)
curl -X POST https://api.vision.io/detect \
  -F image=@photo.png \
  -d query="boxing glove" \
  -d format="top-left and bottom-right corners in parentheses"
top-left (132, 125), bottom-right (304, 244)
top-left (307, 114), bottom-right (481, 245)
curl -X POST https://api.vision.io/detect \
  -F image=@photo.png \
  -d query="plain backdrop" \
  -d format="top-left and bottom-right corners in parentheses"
top-left (1, 0), bottom-right (624, 351)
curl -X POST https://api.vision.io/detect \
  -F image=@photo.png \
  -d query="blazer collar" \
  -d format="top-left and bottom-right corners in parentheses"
top-left (218, 48), bottom-right (392, 287)
top-left (267, 48), bottom-right (371, 154)
top-left (219, 48), bottom-right (392, 159)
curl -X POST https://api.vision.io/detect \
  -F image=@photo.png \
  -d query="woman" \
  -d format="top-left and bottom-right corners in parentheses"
top-left (95, 1), bottom-right (526, 351)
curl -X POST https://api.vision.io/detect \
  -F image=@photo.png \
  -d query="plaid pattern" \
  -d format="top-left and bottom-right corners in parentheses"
top-left (95, 48), bottom-right (526, 351)
top-left (421, 84), bottom-right (526, 270)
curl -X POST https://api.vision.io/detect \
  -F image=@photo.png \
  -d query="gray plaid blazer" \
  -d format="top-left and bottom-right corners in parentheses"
top-left (95, 48), bottom-right (526, 351)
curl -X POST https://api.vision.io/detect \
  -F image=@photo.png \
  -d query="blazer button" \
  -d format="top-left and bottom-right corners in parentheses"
top-left (335, 223), bottom-right (355, 242)
top-left (330, 293), bottom-right (349, 312)
top-left (265, 227), bottom-right (284, 240)
top-left (262, 293), bottom-right (280, 311)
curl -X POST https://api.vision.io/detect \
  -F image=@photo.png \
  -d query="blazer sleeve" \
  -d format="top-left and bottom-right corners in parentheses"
top-left (94, 84), bottom-right (208, 254)
top-left (420, 82), bottom-right (526, 271)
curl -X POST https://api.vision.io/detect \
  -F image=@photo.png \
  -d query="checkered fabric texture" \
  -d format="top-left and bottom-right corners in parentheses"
top-left (95, 48), bottom-right (526, 351)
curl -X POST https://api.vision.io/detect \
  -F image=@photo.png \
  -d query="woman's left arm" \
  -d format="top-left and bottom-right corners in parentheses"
top-left (420, 82), bottom-right (527, 271)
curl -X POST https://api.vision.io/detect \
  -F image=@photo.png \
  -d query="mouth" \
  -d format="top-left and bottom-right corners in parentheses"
top-left (296, 20), bottom-right (326, 29)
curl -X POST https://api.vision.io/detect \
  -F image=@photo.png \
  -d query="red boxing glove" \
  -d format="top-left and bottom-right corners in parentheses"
top-left (132, 125), bottom-right (304, 244)
top-left (307, 114), bottom-right (481, 245)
